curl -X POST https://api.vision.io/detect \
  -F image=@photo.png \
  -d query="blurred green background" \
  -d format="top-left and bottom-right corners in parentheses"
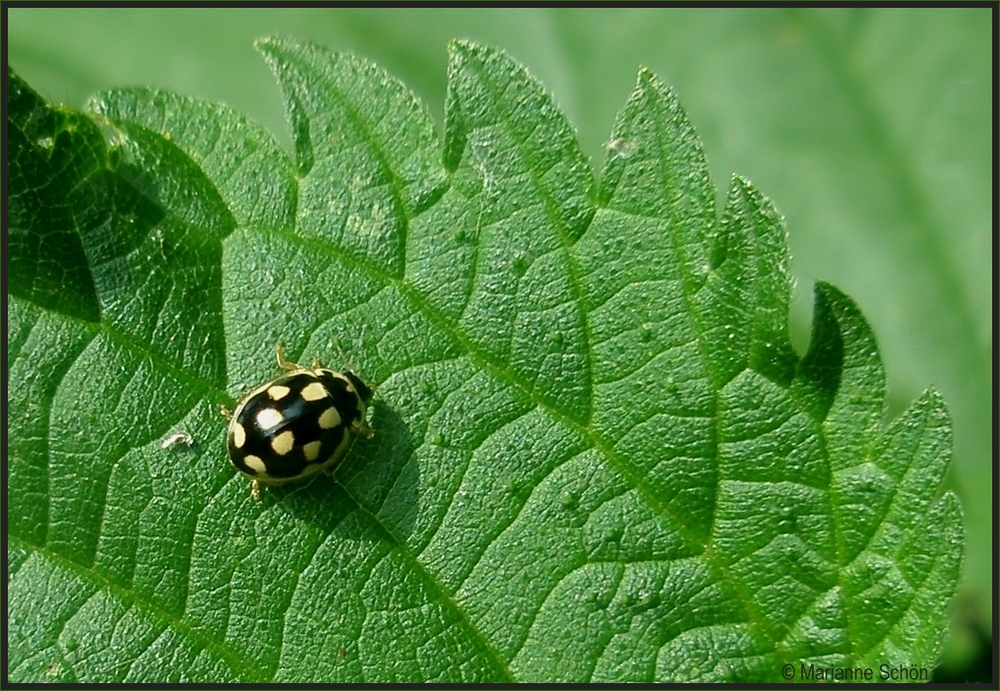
top-left (7, 7), bottom-right (991, 681)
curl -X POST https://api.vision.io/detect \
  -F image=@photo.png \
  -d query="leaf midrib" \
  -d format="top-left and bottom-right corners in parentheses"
top-left (261, 220), bottom-right (798, 669)
top-left (29, 56), bottom-right (818, 678)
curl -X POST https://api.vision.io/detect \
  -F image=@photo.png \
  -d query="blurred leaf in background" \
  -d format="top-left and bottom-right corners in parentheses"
top-left (6, 7), bottom-right (991, 682)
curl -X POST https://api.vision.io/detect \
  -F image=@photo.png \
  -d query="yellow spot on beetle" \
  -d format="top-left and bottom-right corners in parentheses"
top-left (271, 430), bottom-right (295, 456)
top-left (267, 385), bottom-right (291, 400)
top-left (232, 422), bottom-right (246, 449)
top-left (318, 407), bottom-right (341, 429)
top-left (256, 407), bottom-right (283, 430)
top-left (301, 381), bottom-right (329, 402)
top-left (244, 455), bottom-right (267, 474)
top-left (303, 441), bottom-right (322, 462)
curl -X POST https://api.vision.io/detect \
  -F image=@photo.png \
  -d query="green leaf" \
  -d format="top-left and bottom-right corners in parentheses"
top-left (6, 38), bottom-right (963, 683)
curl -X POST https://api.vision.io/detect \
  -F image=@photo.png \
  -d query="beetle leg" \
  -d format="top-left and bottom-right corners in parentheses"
top-left (275, 342), bottom-right (302, 371)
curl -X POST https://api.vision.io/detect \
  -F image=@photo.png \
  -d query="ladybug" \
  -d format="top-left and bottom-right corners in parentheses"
top-left (223, 344), bottom-right (373, 500)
